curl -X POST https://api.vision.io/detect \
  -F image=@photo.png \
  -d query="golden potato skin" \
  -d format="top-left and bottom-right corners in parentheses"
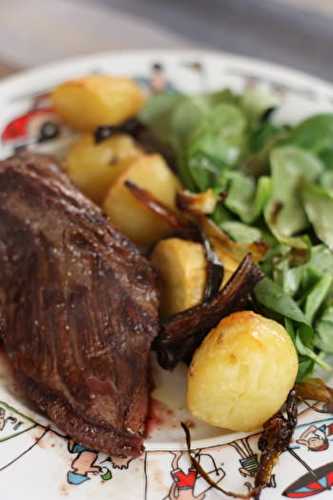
top-left (66, 133), bottom-right (142, 203)
top-left (103, 154), bottom-right (182, 246)
top-left (52, 75), bottom-right (145, 131)
top-left (151, 238), bottom-right (206, 317)
top-left (188, 311), bottom-right (298, 432)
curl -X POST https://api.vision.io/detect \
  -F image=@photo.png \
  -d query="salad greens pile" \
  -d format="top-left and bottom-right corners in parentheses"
top-left (140, 88), bottom-right (333, 382)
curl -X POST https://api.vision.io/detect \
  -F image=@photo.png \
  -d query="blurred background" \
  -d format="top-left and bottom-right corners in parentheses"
top-left (0, 0), bottom-right (332, 80)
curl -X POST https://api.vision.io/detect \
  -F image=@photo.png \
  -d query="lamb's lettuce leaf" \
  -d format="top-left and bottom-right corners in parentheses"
top-left (302, 183), bottom-right (333, 250)
top-left (265, 147), bottom-right (323, 242)
top-left (141, 89), bottom-right (333, 382)
top-left (286, 114), bottom-right (333, 154)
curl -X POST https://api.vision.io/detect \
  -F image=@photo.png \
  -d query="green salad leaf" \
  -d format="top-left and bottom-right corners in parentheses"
top-left (186, 104), bottom-right (247, 190)
top-left (140, 88), bottom-right (277, 191)
top-left (320, 170), bottom-right (333, 192)
top-left (139, 93), bottom-right (183, 141)
top-left (310, 244), bottom-right (333, 272)
top-left (302, 183), bottom-right (333, 250)
top-left (287, 113), bottom-right (333, 154)
top-left (316, 305), bottom-right (333, 354)
top-left (141, 88), bottom-right (333, 382)
top-left (304, 274), bottom-right (333, 324)
top-left (295, 325), bottom-right (330, 371)
top-left (240, 87), bottom-right (279, 123)
top-left (220, 221), bottom-right (262, 243)
top-left (265, 147), bottom-right (323, 242)
top-left (255, 277), bottom-right (309, 325)
top-left (220, 171), bottom-right (271, 224)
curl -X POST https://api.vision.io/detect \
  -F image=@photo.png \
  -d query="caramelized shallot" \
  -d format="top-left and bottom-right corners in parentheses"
top-left (255, 390), bottom-right (298, 496)
top-left (124, 180), bottom-right (186, 230)
top-left (177, 189), bottom-right (220, 215)
top-left (154, 254), bottom-right (264, 369)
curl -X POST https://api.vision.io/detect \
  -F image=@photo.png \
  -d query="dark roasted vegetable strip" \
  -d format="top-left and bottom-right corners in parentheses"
top-left (95, 119), bottom-right (145, 143)
top-left (182, 390), bottom-right (299, 500)
top-left (125, 181), bottom-right (224, 300)
top-left (95, 119), bottom-right (176, 165)
top-left (155, 254), bottom-right (264, 369)
top-left (174, 225), bottom-right (225, 303)
top-left (165, 224), bottom-right (224, 303)
top-left (255, 390), bottom-right (298, 497)
top-left (296, 378), bottom-right (333, 413)
top-left (182, 423), bottom-right (253, 499)
top-left (201, 230), bottom-right (224, 302)
top-left (124, 180), bottom-right (186, 230)
top-left (176, 189), bottom-right (222, 215)
top-left (180, 224), bottom-right (224, 303)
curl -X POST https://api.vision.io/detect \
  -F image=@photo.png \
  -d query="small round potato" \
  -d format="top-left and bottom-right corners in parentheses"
top-left (151, 238), bottom-right (207, 317)
top-left (66, 133), bottom-right (142, 203)
top-left (103, 154), bottom-right (181, 246)
top-left (52, 75), bottom-right (145, 131)
top-left (187, 311), bottom-right (298, 432)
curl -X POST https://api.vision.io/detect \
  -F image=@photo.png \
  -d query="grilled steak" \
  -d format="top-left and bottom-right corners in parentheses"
top-left (0, 153), bottom-right (159, 457)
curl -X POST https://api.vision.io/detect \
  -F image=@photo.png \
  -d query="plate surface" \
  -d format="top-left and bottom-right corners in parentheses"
top-left (1, 50), bottom-right (333, 499)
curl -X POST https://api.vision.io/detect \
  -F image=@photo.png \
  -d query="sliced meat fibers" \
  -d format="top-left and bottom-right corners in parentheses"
top-left (0, 153), bottom-right (159, 457)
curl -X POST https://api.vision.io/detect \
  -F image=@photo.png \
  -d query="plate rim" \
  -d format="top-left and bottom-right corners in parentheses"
top-left (0, 48), bottom-right (332, 454)
top-left (0, 48), bottom-right (333, 98)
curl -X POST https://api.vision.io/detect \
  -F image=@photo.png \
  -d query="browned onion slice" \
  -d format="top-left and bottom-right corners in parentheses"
top-left (200, 229), bottom-right (224, 302)
top-left (125, 181), bottom-right (224, 301)
top-left (124, 180), bottom-right (186, 230)
top-left (296, 378), bottom-right (333, 413)
top-left (177, 189), bottom-right (220, 215)
top-left (95, 119), bottom-right (176, 166)
top-left (181, 422), bottom-right (254, 499)
top-left (255, 389), bottom-right (298, 496)
top-left (95, 119), bottom-right (145, 143)
top-left (181, 390), bottom-right (298, 500)
top-left (154, 254), bottom-right (264, 370)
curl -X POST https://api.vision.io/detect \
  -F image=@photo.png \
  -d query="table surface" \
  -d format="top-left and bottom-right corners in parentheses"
top-left (0, 0), bottom-right (333, 81)
top-left (0, 63), bottom-right (15, 78)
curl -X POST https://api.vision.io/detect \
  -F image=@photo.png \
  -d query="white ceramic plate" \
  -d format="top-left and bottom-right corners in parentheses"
top-left (1, 50), bottom-right (333, 500)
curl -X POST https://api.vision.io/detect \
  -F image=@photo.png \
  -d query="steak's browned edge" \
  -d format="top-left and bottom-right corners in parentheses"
top-left (0, 153), bottom-right (159, 456)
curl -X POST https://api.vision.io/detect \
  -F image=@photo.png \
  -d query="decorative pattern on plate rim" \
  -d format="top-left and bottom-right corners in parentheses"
top-left (0, 50), bottom-right (333, 499)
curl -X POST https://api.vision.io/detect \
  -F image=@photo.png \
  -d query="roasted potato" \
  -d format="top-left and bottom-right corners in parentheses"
top-left (66, 133), bottom-right (142, 203)
top-left (196, 218), bottom-right (267, 286)
top-left (103, 154), bottom-right (182, 245)
top-left (52, 75), bottom-right (145, 131)
top-left (151, 238), bottom-right (207, 317)
top-left (188, 311), bottom-right (298, 432)
top-left (151, 225), bottom-right (262, 316)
